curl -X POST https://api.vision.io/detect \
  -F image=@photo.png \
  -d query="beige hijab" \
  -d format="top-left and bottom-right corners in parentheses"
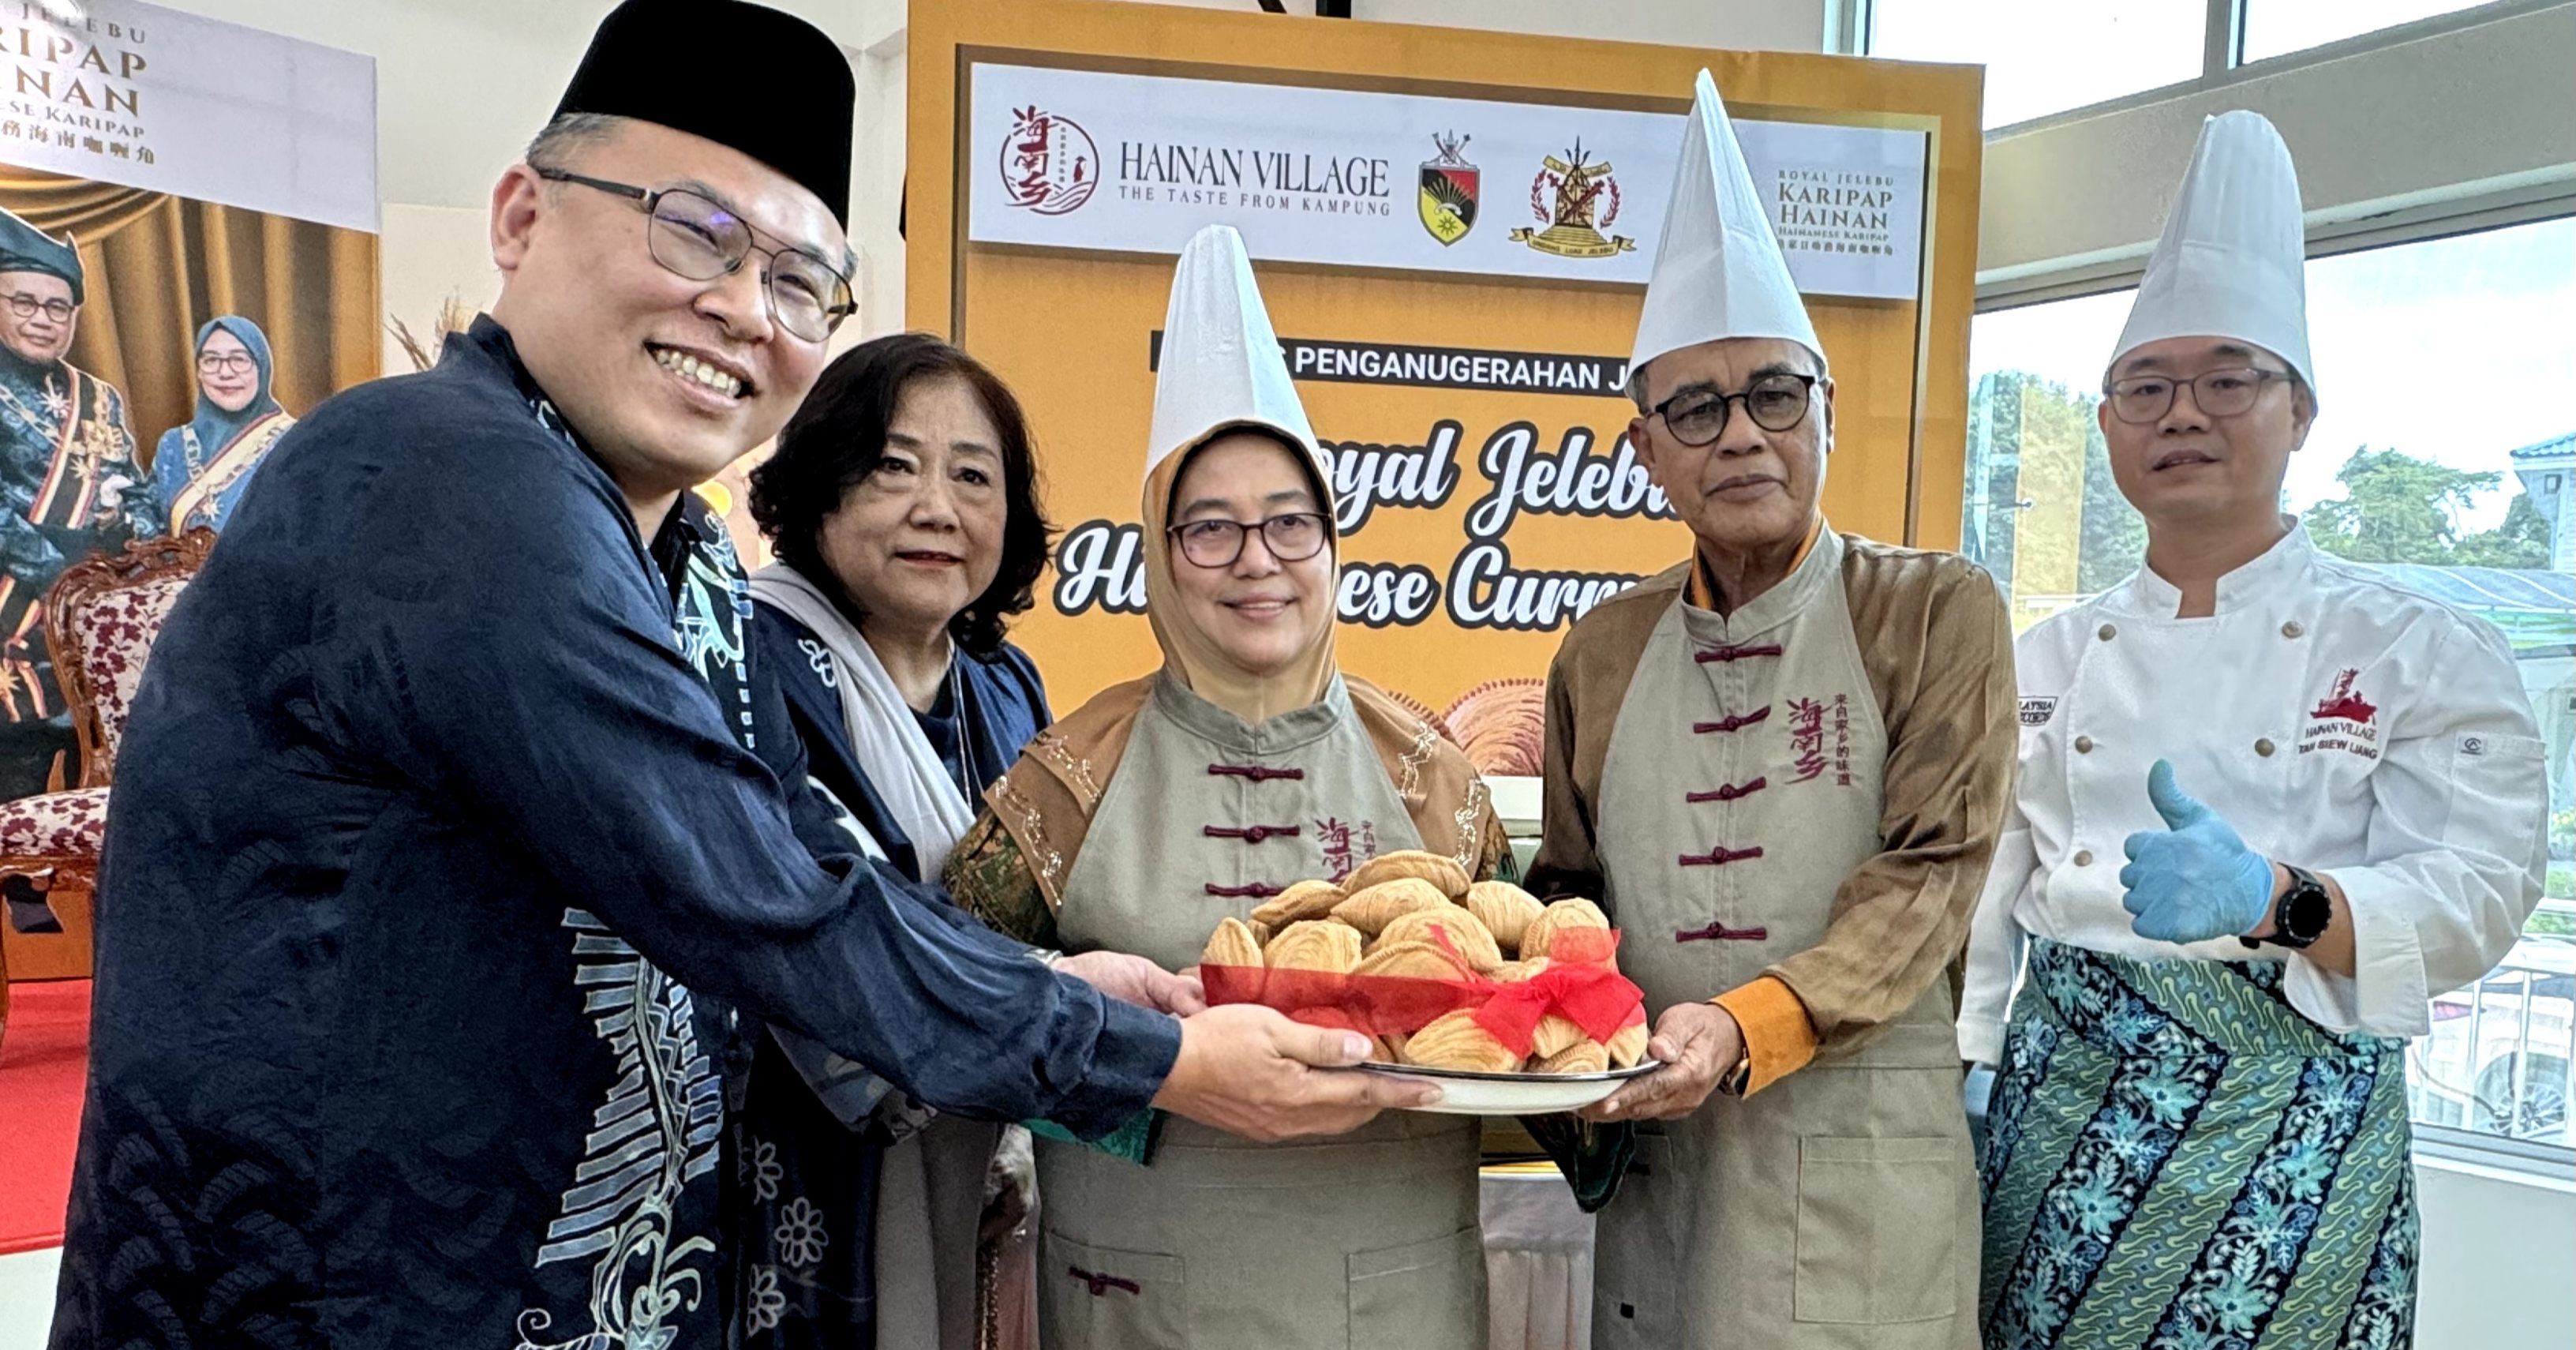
top-left (1139, 424), bottom-right (1338, 726)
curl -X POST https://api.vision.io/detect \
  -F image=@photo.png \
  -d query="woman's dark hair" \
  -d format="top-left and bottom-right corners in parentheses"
top-left (749, 332), bottom-right (1054, 658)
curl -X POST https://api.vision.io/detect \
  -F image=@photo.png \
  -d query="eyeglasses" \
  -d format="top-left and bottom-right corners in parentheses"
top-left (197, 351), bottom-right (256, 376)
top-left (1649, 373), bottom-right (1818, 448)
top-left (2, 293), bottom-right (74, 324)
top-left (1167, 512), bottom-right (1331, 568)
top-left (535, 168), bottom-right (856, 343)
top-left (2104, 367), bottom-right (2289, 425)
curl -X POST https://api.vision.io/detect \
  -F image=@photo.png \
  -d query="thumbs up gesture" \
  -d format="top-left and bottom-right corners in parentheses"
top-left (2118, 759), bottom-right (2278, 945)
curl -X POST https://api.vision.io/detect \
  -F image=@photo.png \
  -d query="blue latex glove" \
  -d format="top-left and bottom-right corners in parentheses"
top-left (2118, 759), bottom-right (2276, 945)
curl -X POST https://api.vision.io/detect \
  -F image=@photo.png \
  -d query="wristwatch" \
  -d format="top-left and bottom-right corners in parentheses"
top-left (2239, 863), bottom-right (2332, 950)
top-left (1717, 1042), bottom-right (1754, 1097)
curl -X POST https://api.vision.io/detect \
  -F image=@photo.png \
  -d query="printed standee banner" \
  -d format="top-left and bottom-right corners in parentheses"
top-left (912, 0), bottom-right (1981, 726)
top-left (0, 0), bottom-right (378, 977)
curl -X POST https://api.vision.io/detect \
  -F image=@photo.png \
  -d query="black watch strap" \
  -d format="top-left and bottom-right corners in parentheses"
top-left (2239, 864), bottom-right (2331, 950)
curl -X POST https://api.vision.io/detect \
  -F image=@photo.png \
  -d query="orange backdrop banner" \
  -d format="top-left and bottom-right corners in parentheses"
top-left (910, 0), bottom-right (1982, 715)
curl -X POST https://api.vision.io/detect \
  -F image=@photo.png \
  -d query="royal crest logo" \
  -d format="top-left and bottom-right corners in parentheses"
top-left (1507, 138), bottom-right (1634, 260)
top-left (999, 105), bottom-right (1099, 216)
top-left (1417, 130), bottom-right (1478, 247)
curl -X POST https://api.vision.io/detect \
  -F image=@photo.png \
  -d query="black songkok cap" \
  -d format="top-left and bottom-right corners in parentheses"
top-left (554, 0), bottom-right (856, 227)
top-left (0, 207), bottom-right (82, 304)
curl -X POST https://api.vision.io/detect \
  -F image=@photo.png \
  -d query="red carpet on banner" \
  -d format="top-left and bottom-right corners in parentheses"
top-left (0, 980), bottom-right (88, 1255)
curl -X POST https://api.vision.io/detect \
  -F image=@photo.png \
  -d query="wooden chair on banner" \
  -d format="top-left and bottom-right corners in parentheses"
top-left (0, 527), bottom-right (217, 1054)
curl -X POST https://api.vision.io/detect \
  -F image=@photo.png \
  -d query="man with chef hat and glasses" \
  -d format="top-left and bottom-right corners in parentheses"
top-left (1530, 70), bottom-right (2018, 1350)
top-left (1964, 111), bottom-right (2550, 1349)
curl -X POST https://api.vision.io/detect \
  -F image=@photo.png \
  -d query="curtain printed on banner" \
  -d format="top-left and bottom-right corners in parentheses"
top-left (0, 1), bottom-right (376, 954)
top-left (930, 40), bottom-right (1975, 720)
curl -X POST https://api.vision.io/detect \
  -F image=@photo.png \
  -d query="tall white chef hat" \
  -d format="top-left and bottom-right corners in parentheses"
top-left (2110, 111), bottom-right (2316, 398)
top-left (1627, 69), bottom-right (1822, 397)
top-left (1145, 223), bottom-right (1320, 479)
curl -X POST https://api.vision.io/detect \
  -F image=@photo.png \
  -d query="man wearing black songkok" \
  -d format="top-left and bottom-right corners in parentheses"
top-left (0, 206), bottom-right (158, 803)
top-left (48, 5), bottom-right (1428, 1347)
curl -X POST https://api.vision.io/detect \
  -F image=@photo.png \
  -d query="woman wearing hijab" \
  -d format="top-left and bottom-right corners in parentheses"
top-left (944, 226), bottom-right (1510, 1350)
top-left (740, 333), bottom-right (1180, 1350)
top-left (154, 315), bottom-right (294, 531)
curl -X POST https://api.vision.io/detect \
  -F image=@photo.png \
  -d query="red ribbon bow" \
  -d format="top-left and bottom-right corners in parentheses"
top-left (1468, 927), bottom-right (1645, 1056)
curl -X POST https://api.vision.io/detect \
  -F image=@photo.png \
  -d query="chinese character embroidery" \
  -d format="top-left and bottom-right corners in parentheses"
top-left (1788, 697), bottom-right (1828, 783)
top-left (1312, 816), bottom-right (1380, 883)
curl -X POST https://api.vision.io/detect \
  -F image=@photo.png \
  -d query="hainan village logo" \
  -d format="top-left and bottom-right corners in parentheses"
top-left (2310, 668), bottom-right (2377, 724)
top-left (1001, 106), bottom-right (1099, 216)
top-left (1509, 139), bottom-right (1634, 260)
top-left (1417, 130), bottom-right (1479, 246)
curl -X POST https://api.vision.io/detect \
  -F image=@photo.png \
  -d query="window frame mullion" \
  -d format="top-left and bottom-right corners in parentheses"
top-left (2203, 0), bottom-right (2247, 78)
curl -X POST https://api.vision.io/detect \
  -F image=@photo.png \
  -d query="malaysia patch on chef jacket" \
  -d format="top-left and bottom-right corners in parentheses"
top-left (2019, 696), bottom-right (2058, 727)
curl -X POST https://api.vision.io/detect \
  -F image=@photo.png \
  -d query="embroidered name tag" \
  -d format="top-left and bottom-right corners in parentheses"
top-left (2019, 696), bottom-right (2057, 727)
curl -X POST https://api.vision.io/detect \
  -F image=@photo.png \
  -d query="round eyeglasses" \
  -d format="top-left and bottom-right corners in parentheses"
top-left (2, 292), bottom-right (74, 324)
top-left (1167, 512), bottom-right (1331, 568)
top-left (536, 167), bottom-right (856, 343)
top-left (1648, 373), bottom-right (1818, 448)
top-left (2104, 367), bottom-right (2289, 425)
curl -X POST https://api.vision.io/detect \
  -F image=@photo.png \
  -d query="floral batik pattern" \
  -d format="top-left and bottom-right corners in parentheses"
top-left (1979, 940), bottom-right (2413, 1350)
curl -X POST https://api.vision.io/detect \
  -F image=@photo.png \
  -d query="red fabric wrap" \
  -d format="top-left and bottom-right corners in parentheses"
top-left (1200, 926), bottom-right (1645, 1052)
top-left (1468, 928), bottom-right (1641, 1056)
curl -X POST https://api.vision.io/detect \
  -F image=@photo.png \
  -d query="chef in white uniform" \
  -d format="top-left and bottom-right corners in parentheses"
top-left (1962, 111), bottom-right (2551, 1350)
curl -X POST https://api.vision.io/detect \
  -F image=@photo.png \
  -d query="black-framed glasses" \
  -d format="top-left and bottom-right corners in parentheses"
top-left (536, 167), bottom-right (856, 343)
top-left (2, 292), bottom-right (74, 324)
top-left (1649, 373), bottom-right (1818, 448)
top-left (197, 351), bottom-right (256, 376)
top-left (1167, 512), bottom-right (1331, 568)
top-left (2104, 367), bottom-right (2288, 425)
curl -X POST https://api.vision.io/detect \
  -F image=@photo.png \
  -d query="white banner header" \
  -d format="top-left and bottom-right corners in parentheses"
top-left (0, 0), bottom-right (377, 232)
top-left (967, 61), bottom-right (1925, 301)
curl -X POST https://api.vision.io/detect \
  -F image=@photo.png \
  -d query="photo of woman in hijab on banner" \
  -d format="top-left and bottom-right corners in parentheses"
top-left (155, 316), bottom-right (297, 533)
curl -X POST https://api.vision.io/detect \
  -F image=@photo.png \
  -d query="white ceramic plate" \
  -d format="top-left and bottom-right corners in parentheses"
top-left (1352, 1059), bottom-right (1663, 1116)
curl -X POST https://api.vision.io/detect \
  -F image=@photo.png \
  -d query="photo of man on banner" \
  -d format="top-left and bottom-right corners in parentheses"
top-left (0, 204), bottom-right (154, 799)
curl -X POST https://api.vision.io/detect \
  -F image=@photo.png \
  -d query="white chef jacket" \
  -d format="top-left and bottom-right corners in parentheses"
top-left (1960, 523), bottom-right (2549, 1063)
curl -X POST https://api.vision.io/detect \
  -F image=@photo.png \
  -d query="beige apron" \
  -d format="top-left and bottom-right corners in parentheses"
top-left (1590, 531), bottom-right (1977, 1350)
top-left (1038, 673), bottom-right (1487, 1350)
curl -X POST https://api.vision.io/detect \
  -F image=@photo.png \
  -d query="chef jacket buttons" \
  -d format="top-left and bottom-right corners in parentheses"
top-left (2097, 623), bottom-right (2117, 641)
top-left (2074, 849), bottom-right (2095, 866)
top-left (2074, 735), bottom-right (2095, 753)
top-left (2256, 737), bottom-right (2276, 757)
top-left (2282, 621), bottom-right (2304, 639)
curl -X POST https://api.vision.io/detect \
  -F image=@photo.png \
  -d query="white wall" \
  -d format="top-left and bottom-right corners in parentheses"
top-left (2416, 1154), bottom-right (2576, 1349)
top-left (1977, 1), bottom-right (2576, 285)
